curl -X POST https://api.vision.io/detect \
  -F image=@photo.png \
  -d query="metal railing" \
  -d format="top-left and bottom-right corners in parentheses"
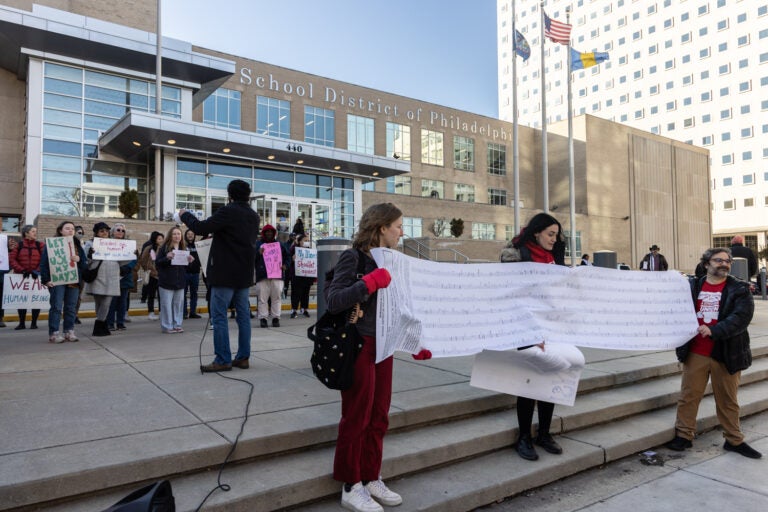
top-left (400, 235), bottom-right (469, 263)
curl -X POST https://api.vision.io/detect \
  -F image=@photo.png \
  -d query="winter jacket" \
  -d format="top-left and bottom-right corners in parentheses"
top-left (186, 241), bottom-right (201, 274)
top-left (255, 224), bottom-right (289, 282)
top-left (180, 201), bottom-right (260, 288)
top-left (138, 246), bottom-right (160, 279)
top-left (676, 275), bottom-right (754, 374)
top-left (84, 257), bottom-right (121, 297)
top-left (155, 245), bottom-right (188, 290)
top-left (10, 238), bottom-right (44, 275)
top-left (325, 248), bottom-right (378, 338)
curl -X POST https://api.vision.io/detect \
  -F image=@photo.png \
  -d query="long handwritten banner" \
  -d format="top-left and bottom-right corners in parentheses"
top-left (2, 274), bottom-right (50, 309)
top-left (371, 248), bottom-right (698, 362)
top-left (46, 236), bottom-right (79, 285)
top-left (92, 238), bottom-right (137, 261)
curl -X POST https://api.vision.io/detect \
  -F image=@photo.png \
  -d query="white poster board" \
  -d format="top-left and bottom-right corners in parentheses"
top-left (91, 238), bottom-right (137, 261)
top-left (371, 248), bottom-right (698, 363)
top-left (171, 250), bottom-right (190, 266)
top-left (195, 238), bottom-right (212, 277)
top-left (295, 247), bottom-right (318, 277)
top-left (0, 234), bottom-right (8, 271)
top-left (2, 274), bottom-right (50, 309)
top-left (46, 236), bottom-right (79, 286)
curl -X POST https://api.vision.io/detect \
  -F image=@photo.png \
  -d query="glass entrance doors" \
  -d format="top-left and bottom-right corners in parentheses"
top-left (251, 196), bottom-right (332, 243)
top-left (297, 201), bottom-right (330, 241)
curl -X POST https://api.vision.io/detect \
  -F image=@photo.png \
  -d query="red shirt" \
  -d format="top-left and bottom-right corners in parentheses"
top-left (690, 280), bottom-right (727, 357)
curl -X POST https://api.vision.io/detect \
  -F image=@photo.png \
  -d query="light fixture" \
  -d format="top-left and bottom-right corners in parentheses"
top-left (132, 141), bottom-right (141, 147)
top-left (372, 171), bottom-right (380, 176)
top-left (167, 139), bottom-right (176, 145)
top-left (267, 155), bottom-right (276, 160)
top-left (333, 165), bottom-right (341, 170)
top-left (296, 159), bottom-right (304, 165)
top-left (222, 147), bottom-right (231, 153)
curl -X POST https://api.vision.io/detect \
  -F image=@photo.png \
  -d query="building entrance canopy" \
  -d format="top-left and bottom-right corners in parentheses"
top-left (100, 111), bottom-right (410, 182)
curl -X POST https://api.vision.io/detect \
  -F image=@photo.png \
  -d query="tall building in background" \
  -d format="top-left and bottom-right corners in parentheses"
top-left (497, 0), bottom-right (768, 253)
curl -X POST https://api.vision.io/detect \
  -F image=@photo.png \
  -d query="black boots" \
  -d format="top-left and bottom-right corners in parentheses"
top-left (516, 433), bottom-right (539, 461)
top-left (92, 320), bottom-right (111, 337)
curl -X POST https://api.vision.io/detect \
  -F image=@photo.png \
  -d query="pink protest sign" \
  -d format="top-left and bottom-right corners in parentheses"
top-left (262, 242), bottom-right (283, 279)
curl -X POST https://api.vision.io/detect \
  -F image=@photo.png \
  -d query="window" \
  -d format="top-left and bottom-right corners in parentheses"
top-left (1, 215), bottom-right (20, 233)
top-left (717, 19), bottom-right (729, 30)
top-left (386, 175), bottom-right (411, 195)
top-left (743, 174), bottom-right (755, 184)
top-left (702, 135), bottom-right (713, 145)
top-left (722, 154), bottom-right (733, 164)
top-left (650, 85), bottom-right (659, 95)
top-left (667, 101), bottom-right (677, 111)
top-left (386, 122), bottom-right (411, 161)
top-left (722, 132), bottom-right (731, 141)
top-left (723, 177), bottom-right (733, 186)
top-left (257, 96), bottom-right (290, 138)
top-left (454, 183), bottom-right (475, 202)
top-left (720, 108), bottom-right (732, 120)
top-left (742, 127), bottom-right (754, 138)
top-left (421, 129), bottom-right (444, 166)
top-left (421, 179), bottom-right (444, 199)
top-left (402, 217), bottom-right (422, 238)
top-left (699, 5), bottom-right (709, 15)
top-left (488, 188), bottom-right (507, 206)
top-left (472, 222), bottom-right (496, 240)
top-left (304, 106), bottom-right (335, 147)
top-left (202, 88), bottom-right (241, 129)
top-left (684, 117), bottom-right (694, 128)
top-left (738, 35), bottom-right (750, 46)
top-left (487, 143), bottom-right (507, 176)
top-left (453, 136), bottom-right (475, 171)
top-left (681, 32), bottom-right (691, 43)
top-left (702, 91), bottom-right (712, 102)
top-left (744, 198), bottom-right (755, 207)
top-left (700, 47), bottom-right (711, 58)
top-left (723, 199), bottom-right (735, 210)
top-left (563, 230), bottom-right (583, 258)
top-left (702, 114), bottom-right (711, 122)
top-left (739, 81), bottom-right (752, 92)
top-left (719, 64), bottom-right (731, 75)
top-left (743, 151), bottom-right (752, 160)
top-left (347, 115), bottom-right (374, 154)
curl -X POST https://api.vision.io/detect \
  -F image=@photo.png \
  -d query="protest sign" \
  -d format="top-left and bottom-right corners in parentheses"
top-left (195, 238), bottom-right (212, 277)
top-left (92, 238), bottom-right (137, 261)
top-left (2, 274), bottom-right (50, 309)
top-left (171, 250), bottom-right (190, 265)
top-left (262, 242), bottom-right (283, 279)
top-left (45, 236), bottom-right (79, 285)
top-left (0, 234), bottom-right (8, 271)
top-left (295, 247), bottom-right (317, 277)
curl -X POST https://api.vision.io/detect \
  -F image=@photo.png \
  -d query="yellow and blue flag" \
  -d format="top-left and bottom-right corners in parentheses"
top-left (570, 48), bottom-right (609, 71)
top-left (514, 30), bottom-right (531, 61)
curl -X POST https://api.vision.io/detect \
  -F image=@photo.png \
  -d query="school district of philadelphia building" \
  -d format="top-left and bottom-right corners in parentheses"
top-left (0, 0), bottom-right (711, 271)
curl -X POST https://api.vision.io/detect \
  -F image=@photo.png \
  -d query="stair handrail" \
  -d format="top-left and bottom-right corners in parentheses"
top-left (400, 234), bottom-right (470, 263)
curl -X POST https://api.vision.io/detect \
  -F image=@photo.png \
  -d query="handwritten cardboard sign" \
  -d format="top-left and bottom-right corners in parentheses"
top-left (295, 247), bottom-right (318, 277)
top-left (262, 242), bottom-right (283, 279)
top-left (0, 234), bottom-right (9, 271)
top-left (92, 238), bottom-right (137, 261)
top-left (46, 236), bottom-right (79, 285)
top-left (2, 274), bottom-right (50, 309)
top-left (171, 250), bottom-right (190, 266)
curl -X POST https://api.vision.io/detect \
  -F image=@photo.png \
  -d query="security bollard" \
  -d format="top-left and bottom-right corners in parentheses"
top-left (316, 237), bottom-right (351, 318)
top-left (761, 267), bottom-right (767, 301)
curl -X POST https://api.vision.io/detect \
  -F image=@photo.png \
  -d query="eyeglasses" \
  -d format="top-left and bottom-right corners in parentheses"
top-left (114, 229), bottom-right (125, 232)
top-left (710, 258), bottom-right (732, 264)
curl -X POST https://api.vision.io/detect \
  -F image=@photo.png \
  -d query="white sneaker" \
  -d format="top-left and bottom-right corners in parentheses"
top-left (341, 483), bottom-right (383, 512)
top-left (148, 313), bottom-right (158, 321)
top-left (65, 330), bottom-right (79, 342)
top-left (365, 479), bottom-right (402, 506)
top-left (49, 331), bottom-right (65, 344)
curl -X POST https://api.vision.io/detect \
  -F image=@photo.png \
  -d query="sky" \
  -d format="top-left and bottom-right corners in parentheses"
top-left (162, 0), bottom-right (499, 118)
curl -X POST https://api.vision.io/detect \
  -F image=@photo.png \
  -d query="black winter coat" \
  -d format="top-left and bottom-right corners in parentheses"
top-left (325, 248), bottom-right (377, 338)
top-left (181, 202), bottom-right (260, 288)
top-left (155, 246), bottom-right (187, 290)
top-left (676, 275), bottom-right (754, 374)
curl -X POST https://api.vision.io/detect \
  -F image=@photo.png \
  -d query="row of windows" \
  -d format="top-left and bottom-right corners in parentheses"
top-left (717, 172), bottom-right (768, 188)
top-left (368, 176), bottom-right (520, 207)
top-left (202, 91), bottom-right (512, 174)
top-left (721, 197), bottom-right (768, 210)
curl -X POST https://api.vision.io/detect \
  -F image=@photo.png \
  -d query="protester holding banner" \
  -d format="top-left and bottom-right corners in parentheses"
top-left (40, 220), bottom-right (87, 343)
top-left (85, 222), bottom-right (121, 337)
top-left (326, 203), bottom-right (407, 512)
top-left (106, 224), bottom-right (136, 331)
top-left (0, 219), bottom-right (19, 328)
top-left (10, 225), bottom-right (44, 330)
top-left (155, 226), bottom-right (193, 334)
top-left (500, 212), bottom-right (569, 462)
top-left (138, 232), bottom-right (164, 321)
top-left (183, 229), bottom-right (202, 319)
top-left (289, 233), bottom-right (315, 318)
top-left (255, 224), bottom-right (288, 328)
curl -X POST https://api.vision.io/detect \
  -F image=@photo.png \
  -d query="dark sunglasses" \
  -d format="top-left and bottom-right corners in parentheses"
top-left (114, 228), bottom-right (125, 232)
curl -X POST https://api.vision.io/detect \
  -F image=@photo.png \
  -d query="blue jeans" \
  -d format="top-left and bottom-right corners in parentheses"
top-left (184, 273), bottom-right (200, 316)
top-left (210, 286), bottom-right (251, 365)
top-left (48, 285), bottom-right (80, 334)
top-left (107, 288), bottom-right (130, 328)
top-left (159, 287), bottom-right (184, 331)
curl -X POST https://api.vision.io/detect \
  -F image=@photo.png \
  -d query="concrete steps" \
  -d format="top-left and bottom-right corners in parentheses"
top-left (15, 346), bottom-right (768, 512)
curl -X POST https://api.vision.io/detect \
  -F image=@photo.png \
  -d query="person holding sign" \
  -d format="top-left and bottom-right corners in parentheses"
top-left (155, 226), bottom-right (193, 333)
top-left (289, 233), bottom-right (315, 319)
top-left (255, 224), bottom-right (288, 328)
top-left (500, 212), bottom-right (569, 462)
top-left (106, 223), bottom-right (137, 331)
top-left (10, 225), bottom-right (44, 330)
top-left (85, 222), bottom-right (122, 337)
top-left (40, 221), bottom-right (87, 343)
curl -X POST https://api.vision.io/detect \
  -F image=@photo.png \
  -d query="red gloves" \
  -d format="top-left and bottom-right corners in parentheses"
top-left (412, 349), bottom-right (432, 360)
top-left (361, 268), bottom-right (391, 294)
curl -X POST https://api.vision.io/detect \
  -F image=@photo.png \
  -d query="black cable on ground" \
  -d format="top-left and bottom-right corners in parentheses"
top-left (194, 315), bottom-right (255, 512)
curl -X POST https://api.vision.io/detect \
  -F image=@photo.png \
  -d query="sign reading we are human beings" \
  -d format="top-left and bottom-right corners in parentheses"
top-left (46, 236), bottom-right (79, 286)
top-left (2, 274), bottom-right (50, 309)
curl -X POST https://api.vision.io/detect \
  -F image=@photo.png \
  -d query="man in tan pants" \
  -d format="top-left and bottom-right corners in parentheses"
top-left (666, 247), bottom-right (760, 458)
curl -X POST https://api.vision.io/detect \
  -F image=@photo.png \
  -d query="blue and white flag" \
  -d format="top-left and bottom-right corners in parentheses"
top-left (514, 29), bottom-right (531, 61)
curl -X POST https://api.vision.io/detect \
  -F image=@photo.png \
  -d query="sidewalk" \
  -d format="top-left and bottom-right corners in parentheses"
top-left (1, 300), bottom-right (766, 511)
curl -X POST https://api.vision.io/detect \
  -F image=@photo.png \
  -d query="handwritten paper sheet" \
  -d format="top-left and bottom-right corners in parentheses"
top-left (295, 247), bottom-right (318, 277)
top-left (171, 250), bottom-right (190, 266)
top-left (46, 236), bottom-right (79, 285)
top-left (195, 238), bottom-right (212, 277)
top-left (371, 248), bottom-right (698, 362)
top-left (2, 274), bottom-right (50, 309)
top-left (0, 234), bottom-right (9, 271)
top-left (262, 242), bottom-right (283, 279)
top-left (470, 344), bottom-right (585, 406)
top-left (92, 238), bottom-right (137, 261)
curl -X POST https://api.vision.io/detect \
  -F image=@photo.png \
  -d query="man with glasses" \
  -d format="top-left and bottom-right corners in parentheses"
top-left (666, 248), bottom-right (760, 458)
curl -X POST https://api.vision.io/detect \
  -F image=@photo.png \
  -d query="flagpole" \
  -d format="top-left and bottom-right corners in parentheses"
top-left (512, 1), bottom-right (520, 234)
top-left (540, 0), bottom-right (549, 212)
top-left (566, 6), bottom-right (576, 266)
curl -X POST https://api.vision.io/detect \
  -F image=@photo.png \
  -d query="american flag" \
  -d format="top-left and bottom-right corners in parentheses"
top-left (544, 11), bottom-right (572, 45)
